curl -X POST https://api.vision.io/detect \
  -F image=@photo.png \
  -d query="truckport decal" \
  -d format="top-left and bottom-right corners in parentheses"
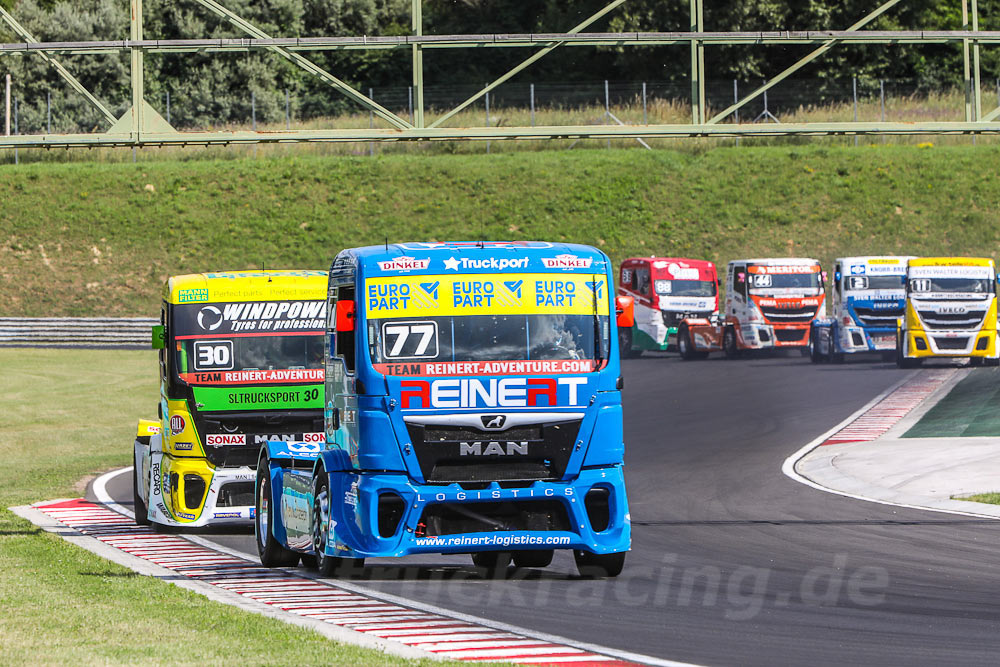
top-left (30, 499), bottom-right (633, 666)
top-left (365, 273), bottom-right (608, 317)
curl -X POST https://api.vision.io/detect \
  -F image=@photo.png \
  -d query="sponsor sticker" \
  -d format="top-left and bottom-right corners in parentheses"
top-left (169, 415), bottom-right (186, 435)
top-left (375, 359), bottom-right (596, 377)
top-left (443, 256), bottom-right (530, 271)
top-left (748, 264), bottom-right (820, 275)
top-left (377, 257), bottom-right (430, 272)
top-left (178, 288), bottom-right (209, 303)
top-left (206, 433), bottom-right (246, 447)
top-left (174, 300), bottom-right (327, 335)
top-left (400, 376), bottom-right (588, 409)
top-left (213, 512), bottom-right (242, 519)
top-left (666, 262), bottom-right (700, 280)
top-left (541, 254), bottom-right (593, 269)
top-left (176, 511), bottom-right (196, 520)
top-left (174, 442), bottom-right (194, 451)
top-left (182, 368), bottom-right (324, 385)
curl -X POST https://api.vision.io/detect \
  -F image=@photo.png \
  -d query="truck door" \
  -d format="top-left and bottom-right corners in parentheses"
top-left (833, 262), bottom-right (843, 313)
top-left (325, 283), bottom-right (360, 470)
top-left (728, 263), bottom-right (746, 317)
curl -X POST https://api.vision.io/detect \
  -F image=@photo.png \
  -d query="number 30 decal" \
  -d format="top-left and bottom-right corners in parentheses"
top-left (194, 340), bottom-right (234, 370)
top-left (382, 321), bottom-right (439, 359)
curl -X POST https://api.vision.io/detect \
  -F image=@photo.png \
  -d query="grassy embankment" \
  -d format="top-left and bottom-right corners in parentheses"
top-left (0, 348), bottom-right (458, 665)
top-left (4, 145), bottom-right (1000, 317)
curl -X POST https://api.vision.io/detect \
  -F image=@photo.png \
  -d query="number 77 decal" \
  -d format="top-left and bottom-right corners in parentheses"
top-left (382, 321), bottom-right (439, 359)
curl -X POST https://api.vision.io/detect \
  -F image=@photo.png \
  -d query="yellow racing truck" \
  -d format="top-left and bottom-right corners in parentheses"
top-left (133, 270), bottom-right (328, 528)
top-left (896, 257), bottom-right (999, 368)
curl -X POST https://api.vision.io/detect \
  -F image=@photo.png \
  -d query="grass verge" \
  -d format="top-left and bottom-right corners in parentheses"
top-left (956, 493), bottom-right (1000, 506)
top-left (0, 348), bottom-right (445, 665)
top-left (6, 145), bottom-right (1000, 317)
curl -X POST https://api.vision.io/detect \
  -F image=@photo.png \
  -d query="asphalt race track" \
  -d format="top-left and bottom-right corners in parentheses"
top-left (99, 354), bottom-right (1000, 665)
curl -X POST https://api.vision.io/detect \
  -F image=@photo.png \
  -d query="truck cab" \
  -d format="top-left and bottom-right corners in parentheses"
top-left (810, 256), bottom-right (912, 363)
top-left (616, 257), bottom-right (718, 357)
top-left (133, 270), bottom-right (327, 528)
top-left (256, 242), bottom-right (631, 577)
top-left (896, 257), bottom-right (999, 368)
top-left (725, 257), bottom-right (825, 353)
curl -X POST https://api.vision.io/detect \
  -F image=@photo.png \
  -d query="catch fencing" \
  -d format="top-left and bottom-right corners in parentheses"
top-left (0, 317), bottom-right (157, 348)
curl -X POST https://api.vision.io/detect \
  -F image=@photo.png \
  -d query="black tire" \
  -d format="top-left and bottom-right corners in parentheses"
top-left (830, 351), bottom-right (845, 364)
top-left (723, 327), bottom-right (741, 359)
top-left (255, 454), bottom-right (300, 568)
top-left (618, 327), bottom-right (641, 359)
top-left (970, 356), bottom-right (985, 367)
top-left (808, 329), bottom-right (824, 364)
top-left (299, 554), bottom-right (318, 569)
top-left (678, 325), bottom-right (696, 361)
top-left (472, 551), bottom-right (513, 577)
top-left (312, 471), bottom-right (365, 577)
top-left (985, 357), bottom-right (1000, 367)
top-left (573, 550), bottom-right (626, 578)
top-left (132, 446), bottom-right (150, 526)
top-left (895, 333), bottom-right (920, 369)
top-left (512, 549), bottom-right (554, 569)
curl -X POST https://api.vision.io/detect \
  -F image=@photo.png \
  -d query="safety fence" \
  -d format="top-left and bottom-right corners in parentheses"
top-left (0, 317), bottom-right (157, 348)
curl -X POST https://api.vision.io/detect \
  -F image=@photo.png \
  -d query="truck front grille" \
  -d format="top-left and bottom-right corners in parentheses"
top-left (193, 411), bottom-right (324, 468)
top-left (917, 310), bottom-right (986, 330)
top-left (661, 310), bottom-right (714, 328)
top-left (417, 500), bottom-right (571, 537)
top-left (854, 306), bottom-right (903, 327)
top-left (760, 306), bottom-right (817, 324)
top-left (933, 336), bottom-right (970, 350)
top-left (406, 419), bottom-right (581, 485)
top-left (774, 328), bottom-right (809, 343)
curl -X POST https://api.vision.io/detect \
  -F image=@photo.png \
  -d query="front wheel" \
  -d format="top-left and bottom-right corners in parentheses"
top-left (472, 551), bottom-right (513, 577)
top-left (574, 550), bottom-right (626, 578)
top-left (723, 327), bottom-right (741, 359)
top-left (678, 325), bottom-right (696, 361)
top-left (985, 357), bottom-right (1000, 367)
top-left (255, 455), bottom-right (300, 568)
top-left (312, 472), bottom-right (364, 577)
top-left (133, 446), bottom-right (150, 526)
top-left (618, 327), bottom-right (641, 359)
top-left (895, 333), bottom-right (920, 369)
top-left (512, 550), bottom-right (554, 569)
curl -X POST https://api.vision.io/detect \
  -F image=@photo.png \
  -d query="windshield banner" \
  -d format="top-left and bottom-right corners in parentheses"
top-left (748, 264), bottom-right (820, 275)
top-left (364, 273), bottom-right (609, 318)
top-left (909, 266), bottom-right (994, 280)
top-left (173, 301), bottom-right (326, 336)
top-left (374, 359), bottom-right (596, 377)
top-left (179, 368), bottom-right (324, 385)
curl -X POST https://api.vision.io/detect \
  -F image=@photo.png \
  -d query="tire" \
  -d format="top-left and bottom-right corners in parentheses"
top-left (313, 471), bottom-right (364, 577)
top-left (809, 329), bottom-right (824, 364)
top-left (985, 357), bottom-right (1000, 367)
top-left (723, 327), bottom-right (741, 359)
top-left (573, 550), bottom-right (626, 578)
top-left (830, 351), bottom-right (845, 364)
top-left (472, 551), bottom-right (513, 577)
top-left (895, 333), bottom-right (920, 369)
top-left (970, 356), bottom-right (984, 367)
top-left (512, 549), bottom-right (554, 569)
top-left (678, 325), bottom-right (696, 361)
top-left (132, 446), bottom-right (150, 526)
top-left (255, 454), bottom-right (300, 568)
top-left (618, 327), bottom-right (641, 359)
top-left (881, 351), bottom-right (896, 362)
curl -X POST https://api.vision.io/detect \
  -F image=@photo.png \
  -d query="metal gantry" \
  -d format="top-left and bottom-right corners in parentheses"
top-left (0, 0), bottom-right (999, 149)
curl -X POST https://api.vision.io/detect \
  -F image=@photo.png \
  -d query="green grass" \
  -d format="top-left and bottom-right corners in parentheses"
top-left (955, 492), bottom-right (1000, 505)
top-left (904, 369), bottom-right (1000, 438)
top-left (0, 348), bottom-right (447, 665)
top-left (5, 145), bottom-right (1000, 317)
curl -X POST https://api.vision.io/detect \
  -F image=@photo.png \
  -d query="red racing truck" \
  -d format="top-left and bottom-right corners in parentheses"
top-left (616, 257), bottom-right (719, 357)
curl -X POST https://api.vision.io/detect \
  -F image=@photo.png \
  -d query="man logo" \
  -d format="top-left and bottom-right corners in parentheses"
top-left (481, 415), bottom-right (506, 430)
top-left (197, 305), bottom-right (223, 331)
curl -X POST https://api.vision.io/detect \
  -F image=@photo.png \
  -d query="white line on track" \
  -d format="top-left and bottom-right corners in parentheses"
top-left (91, 466), bottom-right (695, 667)
top-left (782, 369), bottom-right (1000, 520)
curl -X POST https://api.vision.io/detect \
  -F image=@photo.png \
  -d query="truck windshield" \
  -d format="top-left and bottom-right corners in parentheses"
top-left (747, 269), bottom-right (822, 291)
top-left (846, 275), bottom-right (904, 291)
top-left (170, 301), bottom-right (325, 385)
top-left (364, 273), bottom-right (610, 374)
top-left (909, 278), bottom-right (994, 295)
top-left (655, 279), bottom-right (716, 297)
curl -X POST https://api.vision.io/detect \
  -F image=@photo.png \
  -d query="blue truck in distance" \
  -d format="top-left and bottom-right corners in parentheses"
top-left (255, 242), bottom-right (631, 577)
top-left (809, 256), bottom-right (914, 363)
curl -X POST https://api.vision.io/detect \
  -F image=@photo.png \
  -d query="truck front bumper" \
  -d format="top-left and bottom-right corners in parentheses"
top-left (143, 448), bottom-right (256, 527)
top-left (321, 466), bottom-right (630, 558)
top-left (903, 328), bottom-right (998, 359)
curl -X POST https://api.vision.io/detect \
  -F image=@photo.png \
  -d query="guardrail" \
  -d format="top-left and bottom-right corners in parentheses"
top-left (0, 317), bottom-right (157, 348)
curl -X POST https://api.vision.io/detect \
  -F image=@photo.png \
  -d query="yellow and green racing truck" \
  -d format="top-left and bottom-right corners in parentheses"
top-left (133, 270), bottom-right (327, 528)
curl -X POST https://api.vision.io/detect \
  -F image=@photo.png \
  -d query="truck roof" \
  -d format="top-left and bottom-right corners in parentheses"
top-left (163, 270), bottom-right (328, 304)
top-left (622, 256), bottom-right (716, 268)
top-left (336, 241), bottom-right (610, 277)
top-left (729, 257), bottom-right (820, 266)
top-left (908, 257), bottom-right (995, 268)
top-left (836, 255), bottom-right (915, 265)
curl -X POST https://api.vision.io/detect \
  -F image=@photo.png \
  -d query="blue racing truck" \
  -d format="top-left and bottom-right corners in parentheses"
top-left (255, 242), bottom-right (631, 577)
top-left (809, 256), bottom-right (913, 363)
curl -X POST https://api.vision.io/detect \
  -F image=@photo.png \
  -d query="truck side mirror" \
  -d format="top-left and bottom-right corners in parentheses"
top-left (151, 325), bottom-right (165, 349)
top-left (615, 295), bottom-right (634, 328)
top-left (335, 300), bottom-right (356, 332)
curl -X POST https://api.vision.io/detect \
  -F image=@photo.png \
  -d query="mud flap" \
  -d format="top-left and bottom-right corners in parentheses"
top-left (145, 447), bottom-right (175, 524)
